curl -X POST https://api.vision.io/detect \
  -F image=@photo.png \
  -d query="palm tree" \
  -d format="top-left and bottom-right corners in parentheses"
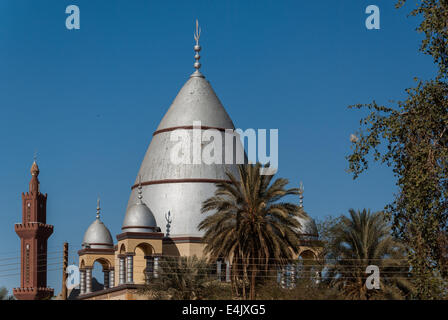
top-left (139, 256), bottom-right (216, 300)
top-left (0, 287), bottom-right (7, 300)
top-left (0, 286), bottom-right (14, 300)
top-left (325, 209), bottom-right (414, 299)
top-left (199, 163), bottom-right (306, 299)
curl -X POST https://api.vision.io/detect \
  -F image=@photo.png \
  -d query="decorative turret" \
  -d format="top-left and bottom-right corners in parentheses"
top-left (122, 177), bottom-right (158, 233)
top-left (30, 161), bottom-right (39, 176)
top-left (296, 182), bottom-right (319, 239)
top-left (82, 198), bottom-right (114, 249)
top-left (78, 198), bottom-right (115, 296)
top-left (14, 160), bottom-right (54, 300)
top-left (29, 161), bottom-right (40, 195)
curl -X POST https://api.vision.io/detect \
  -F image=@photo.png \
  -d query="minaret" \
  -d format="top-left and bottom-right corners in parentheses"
top-left (13, 161), bottom-right (54, 300)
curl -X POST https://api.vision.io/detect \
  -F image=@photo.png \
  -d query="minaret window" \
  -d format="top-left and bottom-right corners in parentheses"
top-left (25, 244), bottom-right (30, 284)
top-left (26, 203), bottom-right (31, 222)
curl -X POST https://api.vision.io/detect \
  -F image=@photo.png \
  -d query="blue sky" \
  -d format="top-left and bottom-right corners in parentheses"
top-left (0, 0), bottom-right (436, 294)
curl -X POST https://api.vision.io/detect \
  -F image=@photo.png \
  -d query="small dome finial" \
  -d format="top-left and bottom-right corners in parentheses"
top-left (191, 19), bottom-right (204, 78)
top-left (137, 175), bottom-right (143, 203)
top-left (299, 181), bottom-right (304, 208)
top-left (96, 197), bottom-right (101, 219)
top-left (30, 156), bottom-right (40, 177)
top-left (165, 211), bottom-right (172, 237)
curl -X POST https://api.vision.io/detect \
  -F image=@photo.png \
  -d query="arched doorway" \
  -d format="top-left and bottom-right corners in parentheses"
top-left (297, 250), bottom-right (320, 285)
top-left (91, 258), bottom-right (111, 291)
top-left (134, 243), bottom-right (154, 284)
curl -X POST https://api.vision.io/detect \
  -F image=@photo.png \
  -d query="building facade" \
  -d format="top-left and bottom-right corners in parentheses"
top-left (77, 25), bottom-right (322, 300)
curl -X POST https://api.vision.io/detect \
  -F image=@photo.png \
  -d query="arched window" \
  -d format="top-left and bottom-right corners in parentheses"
top-left (25, 243), bottom-right (30, 284)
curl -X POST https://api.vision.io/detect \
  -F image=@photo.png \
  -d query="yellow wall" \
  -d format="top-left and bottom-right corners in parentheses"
top-left (134, 246), bottom-right (147, 284)
top-left (81, 288), bottom-right (151, 300)
top-left (163, 242), bottom-right (207, 258)
top-left (79, 236), bottom-right (323, 300)
top-left (79, 253), bottom-right (114, 270)
top-left (113, 237), bottom-right (163, 285)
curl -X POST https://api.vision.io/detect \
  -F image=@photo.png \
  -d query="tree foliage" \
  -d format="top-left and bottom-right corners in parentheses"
top-left (256, 279), bottom-right (344, 300)
top-left (199, 163), bottom-right (305, 299)
top-left (0, 286), bottom-right (14, 300)
top-left (0, 287), bottom-right (7, 300)
top-left (138, 256), bottom-right (229, 300)
top-left (347, 0), bottom-right (448, 298)
top-left (396, 0), bottom-right (448, 78)
top-left (323, 209), bottom-right (414, 300)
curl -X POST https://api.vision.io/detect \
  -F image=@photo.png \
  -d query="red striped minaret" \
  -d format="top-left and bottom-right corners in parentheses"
top-left (13, 161), bottom-right (54, 300)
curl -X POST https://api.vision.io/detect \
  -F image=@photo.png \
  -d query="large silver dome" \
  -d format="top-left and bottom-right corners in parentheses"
top-left (82, 218), bottom-right (114, 249)
top-left (127, 69), bottom-right (242, 237)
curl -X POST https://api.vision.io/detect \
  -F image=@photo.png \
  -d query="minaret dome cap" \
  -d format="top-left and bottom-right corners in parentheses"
top-left (31, 161), bottom-right (39, 177)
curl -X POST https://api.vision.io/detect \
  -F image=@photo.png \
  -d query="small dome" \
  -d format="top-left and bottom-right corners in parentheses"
top-left (82, 198), bottom-right (114, 249)
top-left (122, 181), bottom-right (158, 233)
top-left (297, 215), bottom-right (319, 238)
top-left (122, 201), bottom-right (158, 232)
top-left (82, 219), bottom-right (114, 249)
top-left (30, 161), bottom-right (39, 176)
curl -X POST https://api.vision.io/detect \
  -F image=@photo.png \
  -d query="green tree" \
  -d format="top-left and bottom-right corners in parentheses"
top-left (0, 286), bottom-right (14, 300)
top-left (325, 209), bottom-right (413, 300)
top-left (139, 256), bottom-right (225, 300)
top-left (347, 0), bottom-right (448, 298)
top-left (199, 163), bottom-right (305, 300)
top-left (256, 279), bottom-right (344, 300)
top-left (315, 215), bottom-right (342, 261)
top-left (396, 0), bottom-right (448, 79)
top-left (0, 286), bottom-right (7, 300)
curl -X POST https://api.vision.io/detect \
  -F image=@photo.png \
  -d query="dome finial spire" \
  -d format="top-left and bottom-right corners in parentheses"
top-left (137, 175), bottom-right (143, 203)
top-left (30, 153), bottom-right (40, 177)
top-left (96, 196), bottom-right (101, 219)
top-left (299, 181), bottom-right (304, 208)
top-left (191, 19), bottom-right (204, 78)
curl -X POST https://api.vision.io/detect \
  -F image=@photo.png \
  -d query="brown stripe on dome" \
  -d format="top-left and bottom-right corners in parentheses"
top-left (121, 226), bottom-right (160, 231)
top-left (163, 236), bottom-right (203, 244)
top-left (131, 178), bottom-right (232, 190)
top-left (153, 125), bottom-right (232, 136)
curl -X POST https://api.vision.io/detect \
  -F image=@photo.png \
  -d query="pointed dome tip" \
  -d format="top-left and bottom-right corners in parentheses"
top-left (190, 70), bottom-right (205, 78)
top-left (192, 20), bottom-right (204, 78)
top-left (30, 161), bottom-right (39, 177)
